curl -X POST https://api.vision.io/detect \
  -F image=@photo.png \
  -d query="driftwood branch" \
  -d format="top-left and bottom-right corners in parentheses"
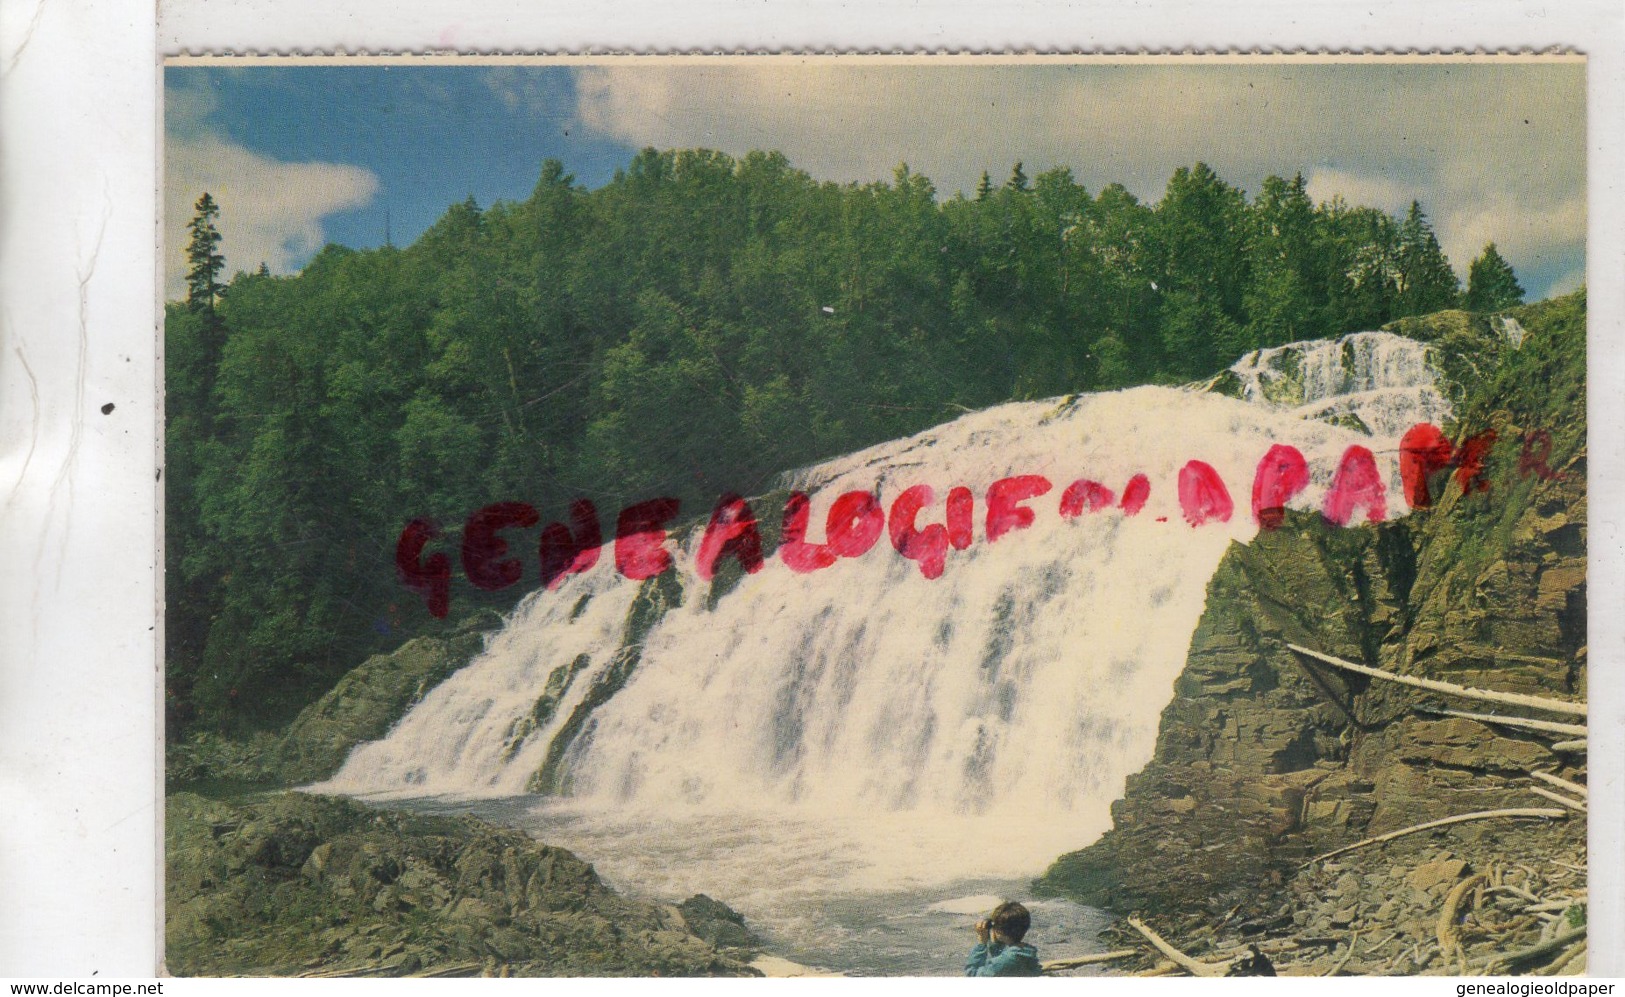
top-left (1480, 923), bottom-right (1587, 972)
top-left (1530, 770), bottom-right (1588, 798)
top-left (408, 963), bottom-right (485, 978)
top-left (1540, 942), bottom-right (1586, 976)
top-left (1486, 883), bottom-right (1542, 904)
top-left (1126, 917), bottom-right (1232, 977)
top-left (1288, 650), bottom-right (1371, 729)
top-left (1550, 739), bottom-right (1587, 753)
top-left (1041, 949), bottom-right (1138, 972)
top-left (1529, 786), bottom-right (1587, 813)
top-left (1285, 644), bottom-right (1586, 718)
top-left (1323, 931), bottom-right (1360, 977)
top-left (1525, 894), bottom-right (1587, 913)
top-left (1438, 874), bottom-right (1489, 972)
top-left (1421, 707), bottom-right (1587, 738)
top-left (1303, 808), bottom-right (1568, 867)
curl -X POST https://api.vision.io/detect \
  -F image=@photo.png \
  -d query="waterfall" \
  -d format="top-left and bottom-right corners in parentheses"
top-left (320, 331), bottom-right (1447, 885)
top-left (1221, 330), bottom-right (1452, 436)
top-left (1493, 316), bottom-right (1528, 350)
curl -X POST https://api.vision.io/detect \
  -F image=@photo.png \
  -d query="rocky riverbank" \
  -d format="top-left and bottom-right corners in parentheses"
top-left (1037, 294), bottom-right (1588, 975)
top-left (162, 585), bottom-right (779, 977)
top-left (166, 791), bottom-right (762, 977)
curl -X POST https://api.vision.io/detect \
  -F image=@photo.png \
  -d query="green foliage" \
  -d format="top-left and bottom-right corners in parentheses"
top-left (166, 150), bottom-right (1520, 735)
top-left (1395, 201), bottom-right (1460, 315)
top-left (1464, 242), bottom-right (1525, 311)
top-left (1445, 289), bottom-right (1586, 558)
top-left (185, 193), bottom-right (225, 314)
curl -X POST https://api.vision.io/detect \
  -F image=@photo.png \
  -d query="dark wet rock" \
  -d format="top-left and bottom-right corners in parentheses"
top-left (677, 894), bottom-right (758, 951)
top-left (165, 729), bottom-right (283, 788)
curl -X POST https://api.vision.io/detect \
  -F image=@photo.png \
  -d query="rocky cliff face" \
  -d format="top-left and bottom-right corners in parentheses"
top-left (1036, 293), bottom-right (1587, 938)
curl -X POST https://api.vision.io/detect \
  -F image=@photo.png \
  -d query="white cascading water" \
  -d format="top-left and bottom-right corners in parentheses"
top-left (1494, 316), bottom-right (1528, 350)
top-left (1225, 330), bottom-right (1452, 435)
top-left (319, 330), bottom-right (1447, 918)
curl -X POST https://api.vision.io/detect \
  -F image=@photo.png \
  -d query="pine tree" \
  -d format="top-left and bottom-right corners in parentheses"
top-left (1243, 173), bottom-right (1319, 346)
top-left (1154, 163), bottom-right (1250, 331)
top-left (1394, 201), bottom-right (1459, 316)
top-left (1464, 242), bottom-right (1525, 311)
top-left (1007, 162), bottom-right (1028, 192)
top-left (185, 193), bottom-right (225, 313)
top-left (976, 171), bottom-right (993, 201)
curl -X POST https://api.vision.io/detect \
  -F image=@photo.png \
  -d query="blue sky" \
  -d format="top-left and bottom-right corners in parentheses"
top-left (164, 60), bottom-right (1586, 302)
top-left (165, 65), bottom-right (636, 274)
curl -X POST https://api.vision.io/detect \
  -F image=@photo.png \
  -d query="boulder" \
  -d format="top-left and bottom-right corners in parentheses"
top-left (1406, 858), bottom-right (1468, 891)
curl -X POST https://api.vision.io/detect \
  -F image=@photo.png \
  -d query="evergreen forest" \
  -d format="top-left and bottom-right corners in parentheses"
top-left (166, 149), bottom-right (1531, 735)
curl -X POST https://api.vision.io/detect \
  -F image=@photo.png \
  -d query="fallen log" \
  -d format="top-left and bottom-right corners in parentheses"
top-left (1541, 907), bottom-right (1577, 943)
top-left (297, 960), bottom-right (484, 979)
top-left (1285, 644), bottom-right (1586, 717)
top-left (1550, 739), bottom-right (1587, 753)
top-left (1303, 808), bottom-right (1568, 867)
top-left (1528, 786), bottom-right (1587, 813)
top-left (1530, 770), bottom-right (1588, 798)
top-left (1041, 949), bottom-right (1138, 972)
top-left (1420, 707), bottom-right (1587, 738)
top-left (1126, 917), bottom-right (1232, 977)
top-left (296, 965), bottom-right (383, 978)
top-left (1217, 938), bottom-right (1299, 957)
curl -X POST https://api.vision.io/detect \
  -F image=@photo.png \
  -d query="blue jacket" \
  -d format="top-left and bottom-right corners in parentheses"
top-left (965, 941), bottom-right (1043, 977)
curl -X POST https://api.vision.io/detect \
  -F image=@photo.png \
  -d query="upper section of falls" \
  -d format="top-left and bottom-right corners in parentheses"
top-left (1211, 330), bottom-right (1453, 437)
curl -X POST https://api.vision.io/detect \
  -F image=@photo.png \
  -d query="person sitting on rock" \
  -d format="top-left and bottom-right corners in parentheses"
top-left (965, 901), bottom-right (1043, 976)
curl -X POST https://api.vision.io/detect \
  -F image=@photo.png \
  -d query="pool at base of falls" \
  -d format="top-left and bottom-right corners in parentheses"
top-left (371, 793), bottom-right (1115, 977)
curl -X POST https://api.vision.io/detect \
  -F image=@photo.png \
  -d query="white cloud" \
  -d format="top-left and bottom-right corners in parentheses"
top-left (1441, 194), bottom-right (1586, 285)
top-left (571, 61), bottom-right (1585, 298)
top-left (1304, 169), bottom-right (1417, 217)
top-left (164, 133), bottom-right (378, 300)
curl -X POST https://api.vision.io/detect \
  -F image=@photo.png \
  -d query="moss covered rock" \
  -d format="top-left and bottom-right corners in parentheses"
top-left (275, 632), bottom-right (485, 785)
